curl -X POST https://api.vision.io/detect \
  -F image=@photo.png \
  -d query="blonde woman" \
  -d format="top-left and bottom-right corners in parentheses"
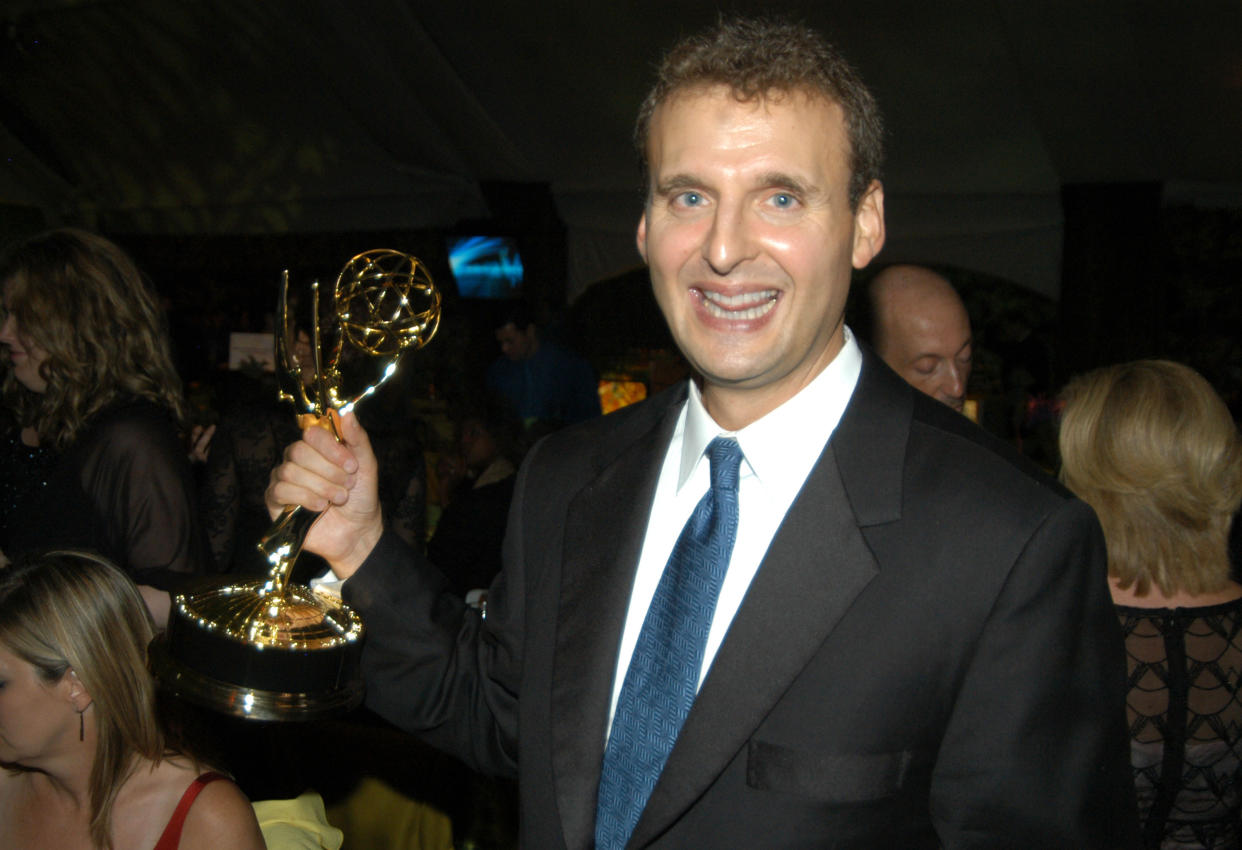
top-left (0, 550), bottom-right (265, 849)
top-left (1059, 359), bottom-right (1242, 849)
top-left (0, 229), bottom-right (211, 624)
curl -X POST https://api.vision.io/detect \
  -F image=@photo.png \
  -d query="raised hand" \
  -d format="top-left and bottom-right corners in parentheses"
top-left (265, 411), bottom-right (384, 579)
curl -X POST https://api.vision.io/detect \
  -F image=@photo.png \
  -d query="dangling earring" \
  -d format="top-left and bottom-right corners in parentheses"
top-left (78, 708), bottom-right (85, 742)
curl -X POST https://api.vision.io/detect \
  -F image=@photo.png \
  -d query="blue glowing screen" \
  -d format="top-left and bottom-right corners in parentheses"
top-left (446, 235), bottom-right (525, 299)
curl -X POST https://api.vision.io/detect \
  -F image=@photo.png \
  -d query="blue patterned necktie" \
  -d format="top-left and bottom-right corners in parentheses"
top-left (595, 436), bottom-right (743, 850)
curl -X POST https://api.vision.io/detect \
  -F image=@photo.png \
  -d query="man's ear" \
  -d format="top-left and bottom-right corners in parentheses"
top-left (851, 180), bottom-right (886, 269)
top-left (636, 212), bottom-right (649, 265)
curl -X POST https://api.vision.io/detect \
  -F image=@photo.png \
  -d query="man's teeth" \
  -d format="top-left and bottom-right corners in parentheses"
top-left (701, 289), bottom-right (777, 320)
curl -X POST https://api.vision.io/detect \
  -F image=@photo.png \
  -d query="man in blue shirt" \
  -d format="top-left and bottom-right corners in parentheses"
top-left (486, 304), bottom-right (601, 430)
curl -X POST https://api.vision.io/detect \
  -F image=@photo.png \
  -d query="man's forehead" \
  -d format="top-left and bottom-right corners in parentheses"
top-left (895, 310), bottom-right (972, 353)
top-left (644, 84), bottom-right (850, 180)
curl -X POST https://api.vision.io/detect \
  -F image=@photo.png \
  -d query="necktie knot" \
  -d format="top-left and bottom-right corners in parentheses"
top-left (707, 437), bottom-right (742, 493)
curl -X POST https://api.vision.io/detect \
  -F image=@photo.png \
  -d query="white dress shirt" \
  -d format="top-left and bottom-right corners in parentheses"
top-left (606, 328), bottom-right (863, 729)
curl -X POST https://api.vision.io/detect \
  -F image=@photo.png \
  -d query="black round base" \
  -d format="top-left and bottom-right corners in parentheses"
top-left (152, 603), bottom-right (364, 721)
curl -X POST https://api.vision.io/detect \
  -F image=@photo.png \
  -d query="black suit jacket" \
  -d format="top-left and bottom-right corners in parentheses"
top-left (345, 353), bottom-right (1137, 848)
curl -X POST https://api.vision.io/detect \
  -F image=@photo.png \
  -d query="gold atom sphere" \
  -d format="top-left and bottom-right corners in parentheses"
top-left (334, 249), bottom-right (442, 356)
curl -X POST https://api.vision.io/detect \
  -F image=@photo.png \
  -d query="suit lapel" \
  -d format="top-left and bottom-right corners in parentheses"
top-left (551, 394), bottom-right (683, 850)
top-left (629, 354), bottom-right (911, 847)
top-left (627, 443), bottom-right (879, 846)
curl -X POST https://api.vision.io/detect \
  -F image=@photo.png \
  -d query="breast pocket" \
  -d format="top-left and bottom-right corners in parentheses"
top-left (746, 739), bottom-right (915, 803)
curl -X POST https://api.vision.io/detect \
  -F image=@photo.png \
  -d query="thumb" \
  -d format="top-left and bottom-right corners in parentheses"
top-left (337, 411), bottom-right (374, 465)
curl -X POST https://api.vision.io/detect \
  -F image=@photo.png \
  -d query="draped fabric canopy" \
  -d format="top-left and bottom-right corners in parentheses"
top-left (3, 0), bottom-right (1241, 300)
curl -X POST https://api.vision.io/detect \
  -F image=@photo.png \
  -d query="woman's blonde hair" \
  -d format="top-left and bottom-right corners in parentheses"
top-left (0, 550), bottom-right (165, 849)
top-left (1058, 359), bottom-right (1242, 597)
top-left (0, 228), bottom-right (186, 450)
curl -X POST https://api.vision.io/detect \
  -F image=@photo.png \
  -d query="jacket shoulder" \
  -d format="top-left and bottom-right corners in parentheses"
top-left (839, 356), bottom-right (1073, 530)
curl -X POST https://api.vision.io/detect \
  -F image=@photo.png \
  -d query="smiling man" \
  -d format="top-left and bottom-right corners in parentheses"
top-left (268, 16), bottom-right (1136, 848)
top-left (639, 84), bottom-right (883, 430)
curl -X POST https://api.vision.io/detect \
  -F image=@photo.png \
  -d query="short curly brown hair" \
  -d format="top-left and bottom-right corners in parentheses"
top-left (634, 15), bottom-right (884, 210)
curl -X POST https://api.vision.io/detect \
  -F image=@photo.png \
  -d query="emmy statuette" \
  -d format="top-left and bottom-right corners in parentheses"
top-left (151, 250), bottom-right (441, 720)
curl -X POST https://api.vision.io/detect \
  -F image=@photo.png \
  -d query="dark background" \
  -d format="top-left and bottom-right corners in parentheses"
top-left (3, 0), bottom-right (1241, 427)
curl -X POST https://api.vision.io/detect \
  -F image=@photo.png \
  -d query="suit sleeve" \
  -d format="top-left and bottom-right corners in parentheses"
top-left (342, 462), bottom-right (529, 778)
top-left (929, 497), bottom-right (1139, 849)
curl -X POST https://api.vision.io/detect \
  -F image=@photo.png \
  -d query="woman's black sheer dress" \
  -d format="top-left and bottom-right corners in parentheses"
top-left (1117, 598), bottom-right (1242, 849)
top-left (1, 399), bottom-right (210, 588)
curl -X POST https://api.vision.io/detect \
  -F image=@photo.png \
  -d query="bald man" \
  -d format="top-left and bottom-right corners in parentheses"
top-left (869, 265), bottom-right (973, 413)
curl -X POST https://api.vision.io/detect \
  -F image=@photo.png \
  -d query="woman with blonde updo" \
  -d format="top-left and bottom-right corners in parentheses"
top-left (1059, 359), bottom-right (1242, 849)
top-left (0, 550), bottom-right (264, 850)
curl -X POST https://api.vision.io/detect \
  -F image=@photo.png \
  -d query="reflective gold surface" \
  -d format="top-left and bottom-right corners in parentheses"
top-left (259, 250), bottom-right (441, 595)
top-left (173, 582), bottom-right (363, 650)
top-left (156, 251), bottom-right (440, 720)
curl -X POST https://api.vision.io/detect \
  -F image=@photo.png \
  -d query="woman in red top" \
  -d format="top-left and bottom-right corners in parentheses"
top-left (0, 550), bottom-right (264, 849)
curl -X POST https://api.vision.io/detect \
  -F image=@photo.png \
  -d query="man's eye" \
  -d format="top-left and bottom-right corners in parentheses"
top-left (676, 191), bottom-right (704, 207)
top-left (772, 193), bottom-right (795, 208)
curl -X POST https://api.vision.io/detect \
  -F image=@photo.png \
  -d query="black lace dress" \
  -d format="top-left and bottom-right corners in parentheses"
top-left (1118, 598), bottom-right (1242, 849)
top-left (198, 401), bottom-right (301, 576)
top-left (199, 399), bottom-right (426, 579)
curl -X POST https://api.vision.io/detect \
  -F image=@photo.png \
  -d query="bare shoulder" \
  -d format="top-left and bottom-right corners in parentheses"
top-left (177, 776), bottom-right (265, 850)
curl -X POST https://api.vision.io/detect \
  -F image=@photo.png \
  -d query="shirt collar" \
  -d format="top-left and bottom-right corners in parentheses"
top-left (678, 326), bottom-right (863, 490)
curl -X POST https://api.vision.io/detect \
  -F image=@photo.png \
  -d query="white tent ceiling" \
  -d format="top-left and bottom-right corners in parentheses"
top-left (2, 0), bottom-right (1241, 300)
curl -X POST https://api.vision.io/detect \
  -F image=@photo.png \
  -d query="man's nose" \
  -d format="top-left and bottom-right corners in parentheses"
top-left (943, 364), bottom-right (965, 398)
top-left (702, 203), bottom-right (756, 275)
